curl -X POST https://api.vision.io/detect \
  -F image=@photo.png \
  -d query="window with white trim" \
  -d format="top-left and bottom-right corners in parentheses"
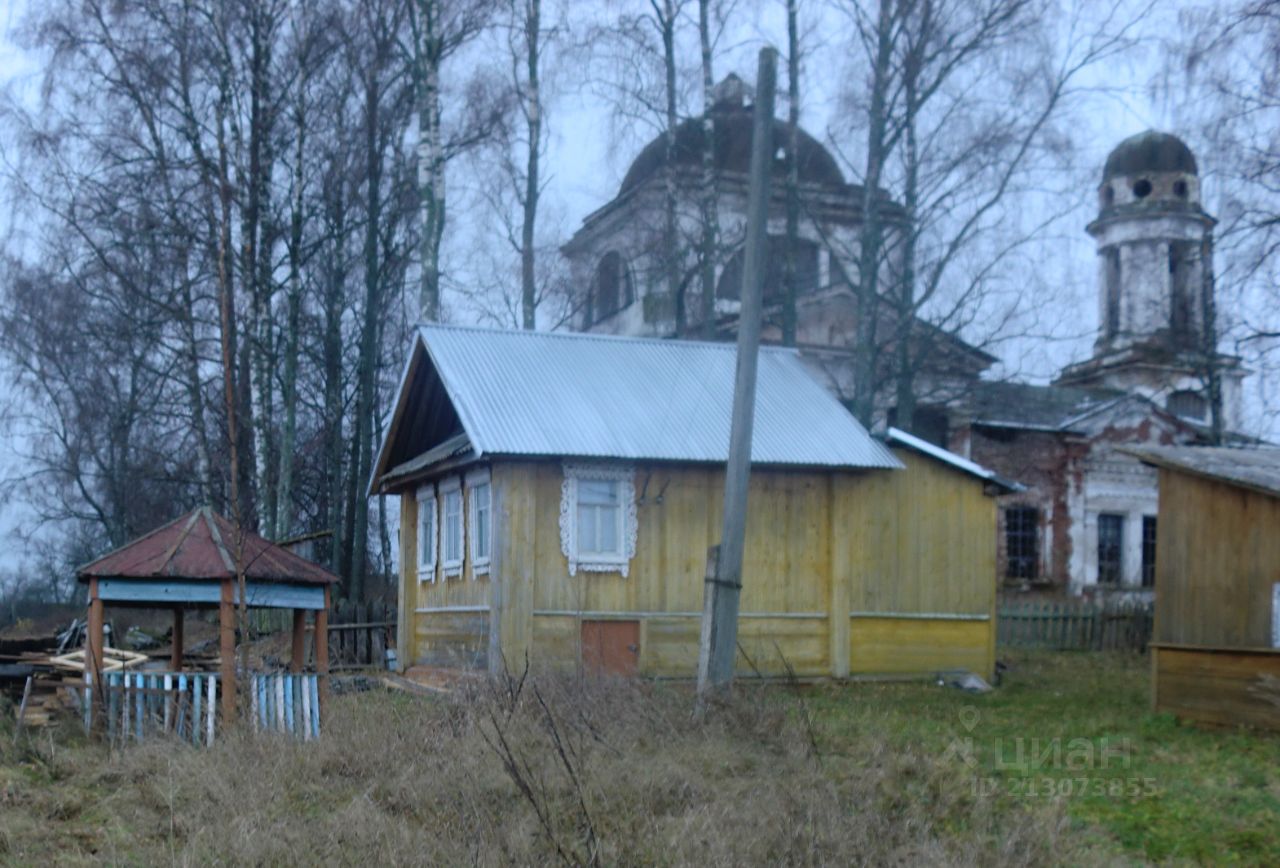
top-left (559, 463), bottom-right (637, 577)
top-left (440, 478), bottom-right (464, 578)
top-left (468, 470), bottom-right (492, 575)
top-left (415, 485), bottom-right (436, 581)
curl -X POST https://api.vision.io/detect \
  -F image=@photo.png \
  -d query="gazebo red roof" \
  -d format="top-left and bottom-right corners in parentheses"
top-left (76, 507), bottom-right (339, 586)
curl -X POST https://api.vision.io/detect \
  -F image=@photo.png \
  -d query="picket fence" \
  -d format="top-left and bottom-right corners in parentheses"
top-left (95, 671), bottom-right (321, 744)
top-left (100, 671), bottom-right (220, 746)
top-left (997, 599), bottom-right (1154, 652)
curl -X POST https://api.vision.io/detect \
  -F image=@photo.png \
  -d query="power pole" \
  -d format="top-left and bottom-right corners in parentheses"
top-left (696, 47), bottom-right (776, 709)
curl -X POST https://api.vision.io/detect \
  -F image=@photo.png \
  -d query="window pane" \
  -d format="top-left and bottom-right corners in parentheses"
top-left (599, 504), bottom-right (619, 553)
top-left (445, 490), bottom-right (462, 562)
top-left (579, 479), bottom-right (618, 506)
top-left (474, 484), bottom-right (490, 559)
top-left (1097, 514), bottom-right (1124, 585)
top-left (419, 502), bottom-right (434, 565)
top-left (1141, 516), bottom-right (1157, 588)
top-left (1004, 506), bottom-right (1039, 579)
top-left (577, 503), bottom-right (597, 553)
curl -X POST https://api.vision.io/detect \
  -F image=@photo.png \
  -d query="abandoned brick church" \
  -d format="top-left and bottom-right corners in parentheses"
top-left (563, 75), bottom-right (1244, 598)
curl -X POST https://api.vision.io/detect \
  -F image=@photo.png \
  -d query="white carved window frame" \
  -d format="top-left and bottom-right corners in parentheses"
top-left (467, 468), bottom-right (492, 577)
top-left (559, 462), bottom-right (637, 577)
top-left (439, 476), bottom-right (465, 579)
top-left (415, 484), bottom-right (437, 582)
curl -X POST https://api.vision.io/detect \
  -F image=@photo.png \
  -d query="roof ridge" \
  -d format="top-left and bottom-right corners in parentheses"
top-left (157, 510), bottom-right (204, 577)
top-left (201, 508), bottom-right (238, 575)
top-left (418, 322), bottom-right (802, 355)
top-left (74, 508), bottom-right (201, 577)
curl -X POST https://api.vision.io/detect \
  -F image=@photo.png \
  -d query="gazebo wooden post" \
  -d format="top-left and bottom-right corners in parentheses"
top-left (171, 608), bottom-right (184, 671)
top-left (316, 586), bottom-right (330, 708)
top-left (87, 578), bottom-right (105, 730)
top-left (290, 609), bottom-right (306, 673)
top-left (219, 578), bottom-right (237, 725)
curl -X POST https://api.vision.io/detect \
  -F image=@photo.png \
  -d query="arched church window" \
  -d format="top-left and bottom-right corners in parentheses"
top-left (1166, 390), bottom-right (1207, 421)
top-left (591, 252), bottom-right (633, 323)
top-left (715, 236), bottom-right (821, 302)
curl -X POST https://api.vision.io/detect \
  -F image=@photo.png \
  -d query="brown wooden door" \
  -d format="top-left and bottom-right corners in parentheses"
top-left (581, 620), bottom-right (640, 676)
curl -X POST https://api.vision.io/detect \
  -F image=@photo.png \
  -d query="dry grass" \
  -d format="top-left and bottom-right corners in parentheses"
top-left (0, 666), bottom-right (1109, 866)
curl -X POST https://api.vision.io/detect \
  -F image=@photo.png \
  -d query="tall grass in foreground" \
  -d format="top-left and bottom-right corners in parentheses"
top-left (0, 672), bottom-right (1106, 866)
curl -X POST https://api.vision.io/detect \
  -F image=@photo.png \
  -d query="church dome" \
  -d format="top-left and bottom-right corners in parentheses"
top-left (1102, 130), bottom-right (1197, 181)
top-left (619, 78), bottom-right (846, 194)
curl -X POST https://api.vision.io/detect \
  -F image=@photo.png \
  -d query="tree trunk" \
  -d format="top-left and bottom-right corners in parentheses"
top-left (349, 62), bottom-right (386, 603)
top-left (851, 0), bottom-right (894, 427)
top-left (697, 0), bottom-right (719, 338)
top-left (661, 0), bottom-right (683, 334)
top-left (322, 175), bottom-right (348, 575)
top-left (1201, 233), bottom-right (1224, 444)
top-left (417, 0), bottom-right (445, 322)
top-left (782, 0), bottom-right (800, 347)
top-left (277, 97), bottom-right (306, 539)
top-left (520, 0), bottom-right (541, 330)
top-left (894, 37), bottom-right (923, 435)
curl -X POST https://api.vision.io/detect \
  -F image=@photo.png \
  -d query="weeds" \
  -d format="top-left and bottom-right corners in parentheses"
top-left (0, 657), bottom-right (1204, 865)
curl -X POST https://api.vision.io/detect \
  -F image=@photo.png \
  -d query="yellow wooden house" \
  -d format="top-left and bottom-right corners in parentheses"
top-left (372, 326), bottom-right (1018, 680)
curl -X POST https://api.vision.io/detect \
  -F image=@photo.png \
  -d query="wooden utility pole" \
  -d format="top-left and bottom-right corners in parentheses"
top-left (696, 47), bottom-right (776, 707)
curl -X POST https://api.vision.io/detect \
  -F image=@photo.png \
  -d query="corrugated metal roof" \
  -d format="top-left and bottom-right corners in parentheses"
top-left (412, 325), bottom-right (900, 469)
top-left (77, 507), bottom-right (339, 586)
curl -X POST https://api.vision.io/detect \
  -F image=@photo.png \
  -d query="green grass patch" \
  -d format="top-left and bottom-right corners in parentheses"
top-left (806, 651), bottom-right (1280, 864)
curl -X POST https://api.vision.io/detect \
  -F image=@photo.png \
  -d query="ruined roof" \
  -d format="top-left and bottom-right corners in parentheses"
top-left (965, 381), bottom-right (1126, 432)
top-left (1126, 446), bottom-right (1280, 500)
top-left (371, 325), bottom-right (901, 492)
top-left (77, 507), bottom-right (339, 585)
top-left (619, 97), bottom-right (846, 194)
top-left (1103, 130), bottom-right (1198, 181)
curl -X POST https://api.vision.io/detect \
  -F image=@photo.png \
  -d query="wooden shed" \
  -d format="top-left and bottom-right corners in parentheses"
top-left (1131, 446), bottom-right (1280, 730)
top-left (372, 326), bottom-right (1017, 681)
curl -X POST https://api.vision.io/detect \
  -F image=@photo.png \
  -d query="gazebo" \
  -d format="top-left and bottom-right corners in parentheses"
top-left (76, 507), bottom-right (339, 741)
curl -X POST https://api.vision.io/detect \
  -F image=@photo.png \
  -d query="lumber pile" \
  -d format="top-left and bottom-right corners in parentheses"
top-left (5, 646), bottom-right (148, 729)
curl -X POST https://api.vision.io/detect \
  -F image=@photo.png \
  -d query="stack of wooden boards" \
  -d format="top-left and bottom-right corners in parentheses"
top-left (8, 646), bottom-right (148, 730)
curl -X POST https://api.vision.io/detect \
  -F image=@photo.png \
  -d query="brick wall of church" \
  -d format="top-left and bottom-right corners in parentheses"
top-left (959, 426), bottom-right (1086, 592)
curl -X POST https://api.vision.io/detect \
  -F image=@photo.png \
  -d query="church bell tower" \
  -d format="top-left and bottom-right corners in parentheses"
top-left (1055, 130), bottom-right (1244, 430)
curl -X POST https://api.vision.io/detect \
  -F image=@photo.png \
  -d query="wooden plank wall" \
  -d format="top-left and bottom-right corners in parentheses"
top-left (1154, 469), bottom-right (1280, 647)
top-left (400, 489), bottom-right (492, 669)
top-left (399, 447), bottom-right (997, 679)
top-left (1153, 646), bottom-right (1280, 731)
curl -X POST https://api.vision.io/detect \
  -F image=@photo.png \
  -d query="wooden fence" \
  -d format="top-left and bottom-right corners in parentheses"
top-left (101, 671), bottom-right (220, 745)
top-left (998, 599), bottom-right (1154, 652)
top-left (96, 671), bottom-right (322, 744)
top-left (246, 600), bottom-right (396, 670)
top-left (250, 673), bottom-right (321, 739)
top-left (327, 600), bottom-right (395, 670)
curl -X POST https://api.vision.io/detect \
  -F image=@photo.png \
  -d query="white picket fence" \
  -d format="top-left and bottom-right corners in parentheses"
top-left (100, 671), bottom-right (220, 746)
top-left (93, 671), bottom-right (321, 744)
top-left (250, 672), bottom-right (321, 740)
